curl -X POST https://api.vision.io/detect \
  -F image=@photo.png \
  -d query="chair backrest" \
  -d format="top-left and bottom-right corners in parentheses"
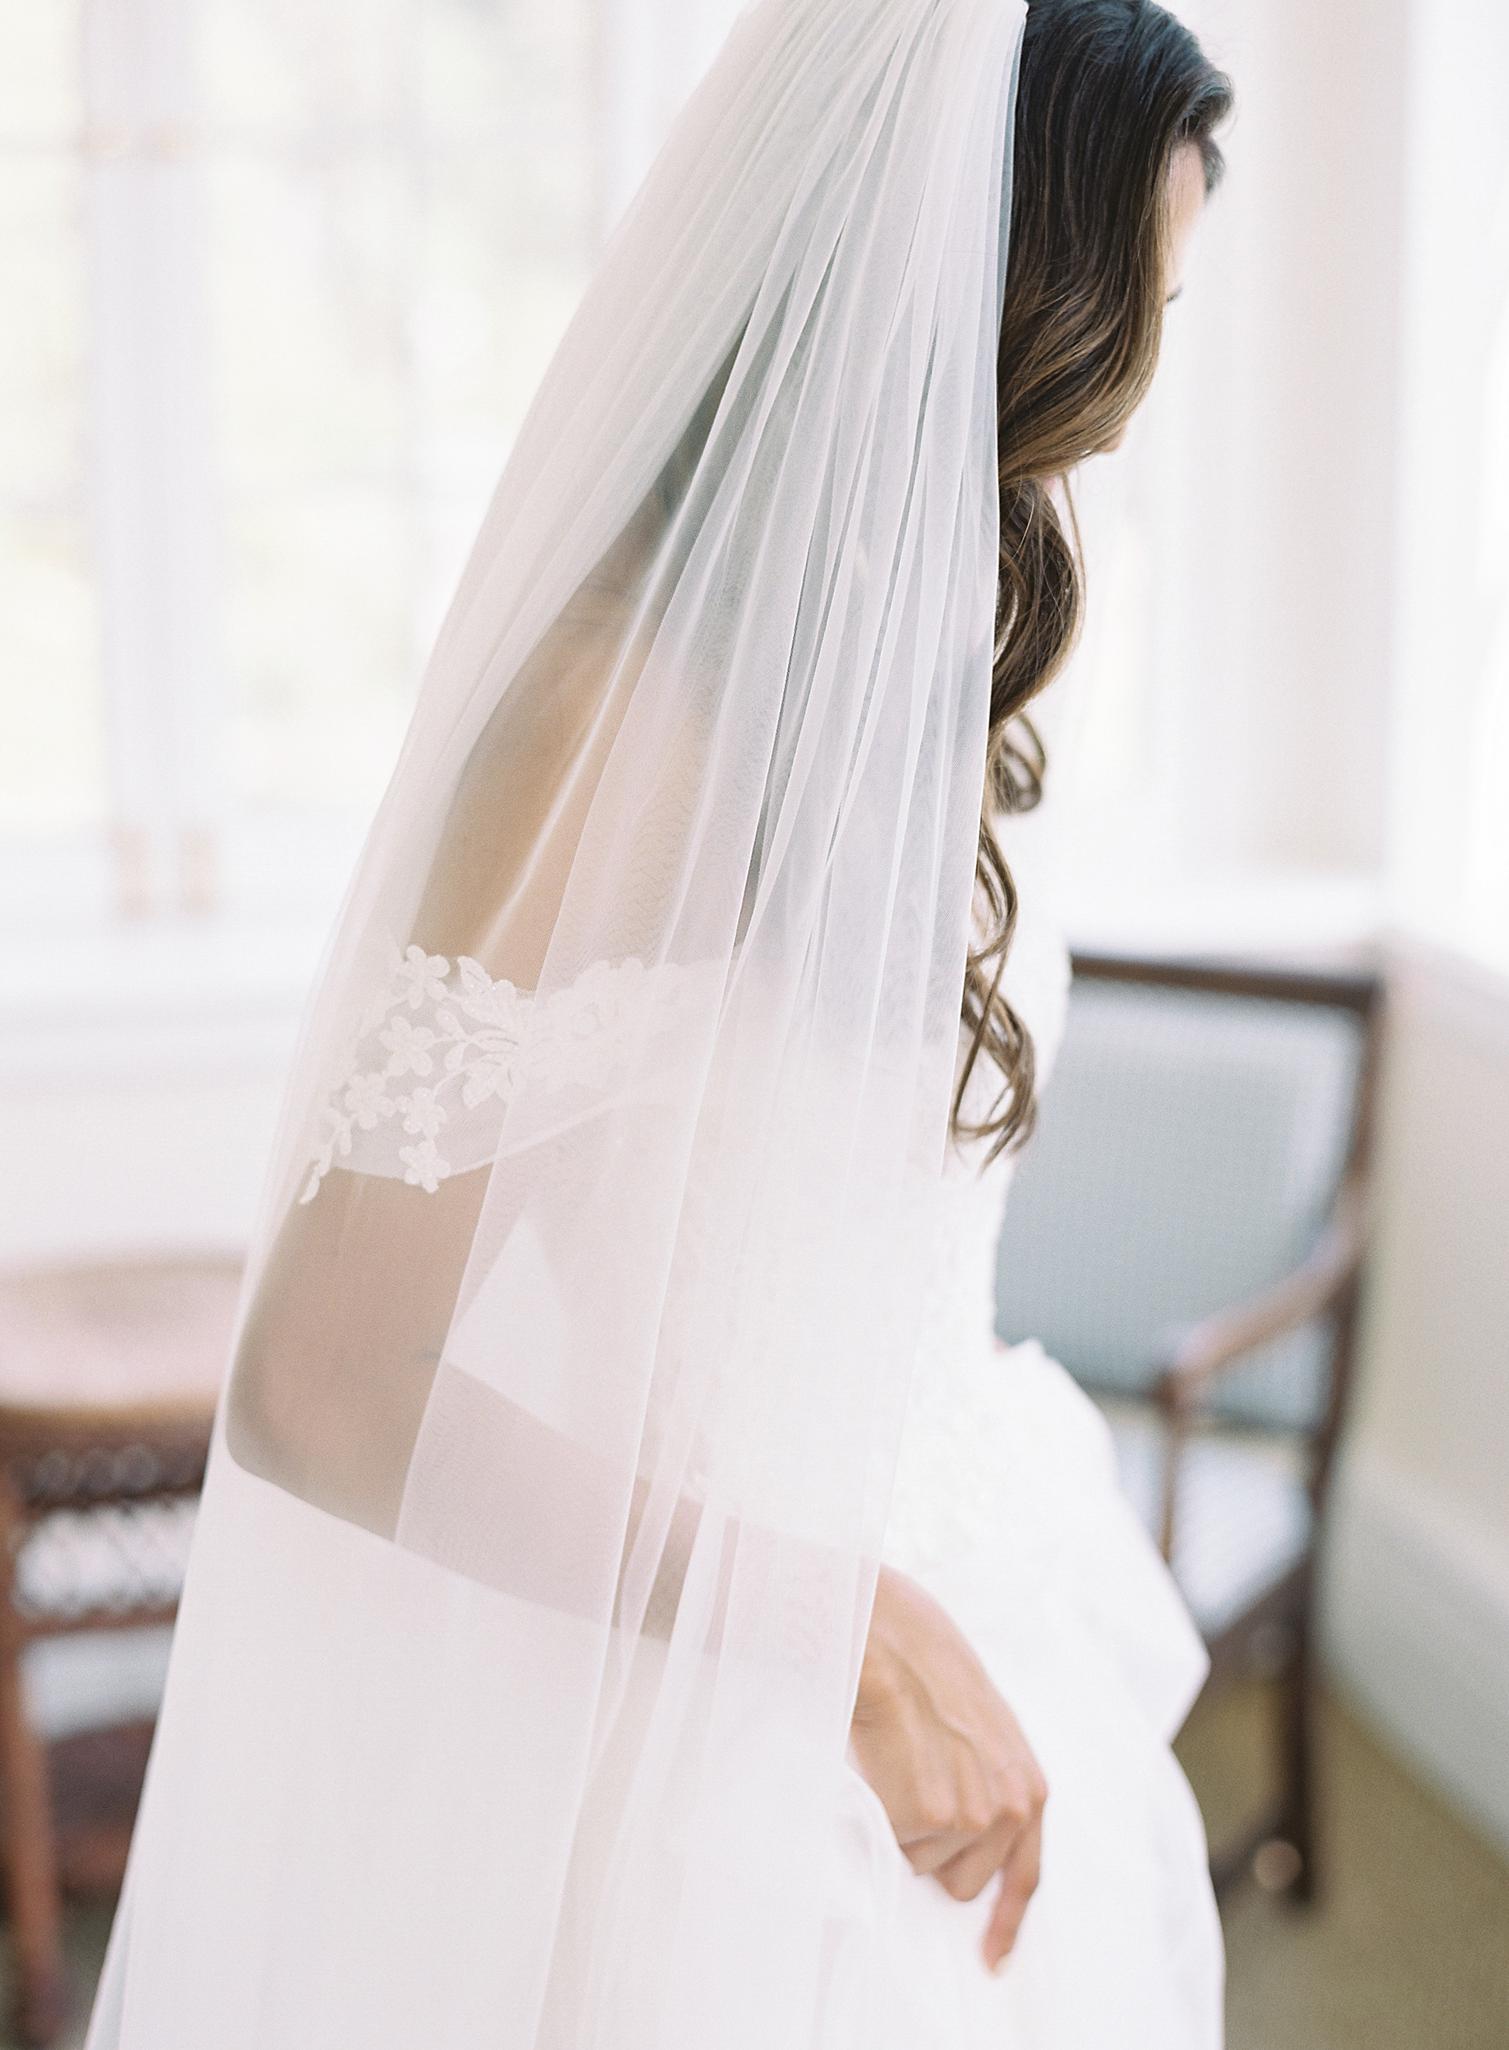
top-left (994, 960), bottom-right (1376, 1433)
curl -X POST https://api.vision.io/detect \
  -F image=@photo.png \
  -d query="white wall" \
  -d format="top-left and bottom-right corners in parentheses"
top-left (1386, 0), bottom-right (1509, 965)
top-left (0, 920), bottom-right (315, 1262)
top-left (1056, 0), bottom-right (1409, 892)
top-left (1324, 937), bottom-right (1509, 1857)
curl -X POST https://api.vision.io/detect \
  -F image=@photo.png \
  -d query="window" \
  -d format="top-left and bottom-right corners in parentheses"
top-left (5, 0), bottom-right (1503, 987)
top-left (1, 8), bottom-right (102, 850)
top-left (1, 0), bottom-right (617, 935)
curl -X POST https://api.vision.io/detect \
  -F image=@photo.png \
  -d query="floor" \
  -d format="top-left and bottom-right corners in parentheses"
top-left (1177, 1681), bottom-right (1509, 2050)
top-left (7, 1681), bottom-right (1509, 2049)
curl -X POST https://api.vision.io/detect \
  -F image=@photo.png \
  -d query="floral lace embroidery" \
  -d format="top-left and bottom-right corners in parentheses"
top-left (298, 935), bottom-right (706, 1204)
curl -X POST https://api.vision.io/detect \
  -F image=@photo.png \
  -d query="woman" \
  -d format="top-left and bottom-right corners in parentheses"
top-left (84, 2), bottom-right (1233, 2046)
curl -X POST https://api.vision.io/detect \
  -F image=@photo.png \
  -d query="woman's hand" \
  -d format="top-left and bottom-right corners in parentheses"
top-left (850, 1563), bottom-right (1047, 1974)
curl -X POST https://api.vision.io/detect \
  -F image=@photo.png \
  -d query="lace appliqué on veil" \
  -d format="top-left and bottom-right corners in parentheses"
top-left (298, 935), bottom-right (704, 1204)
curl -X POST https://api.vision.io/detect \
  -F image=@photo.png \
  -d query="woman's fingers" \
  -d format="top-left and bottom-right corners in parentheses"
top-left (981, 1816), bottom-right (1043, 1973)
top-left (898, 1823), bottom-right (983, 1875)
top-left (930, 1806), bottom-right (1024, 1901)
top-left (849, 1562), bottom-right (1050, 1961)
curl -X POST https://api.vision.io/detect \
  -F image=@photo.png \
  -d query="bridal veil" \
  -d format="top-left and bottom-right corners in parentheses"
top-left (85, 0), bottom-right (1030, 2041)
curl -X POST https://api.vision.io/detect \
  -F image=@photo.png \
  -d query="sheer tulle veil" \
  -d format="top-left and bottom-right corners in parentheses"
top-left (85, 0), bottom-right (1030, 2042)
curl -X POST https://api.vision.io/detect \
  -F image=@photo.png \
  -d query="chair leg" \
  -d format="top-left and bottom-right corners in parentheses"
top-left (0, 1493), bottom-right (70, 2046)
top-left (1276, 1603), bottom-right (1320, 1906)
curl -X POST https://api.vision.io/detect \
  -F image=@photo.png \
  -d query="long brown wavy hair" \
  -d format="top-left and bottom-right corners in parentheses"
top-left (953, 0), bottom-right (1233, 1163)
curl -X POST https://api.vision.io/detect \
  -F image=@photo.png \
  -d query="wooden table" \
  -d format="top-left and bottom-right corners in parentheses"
top-left (0, 1253), bottom-right (242, 2045)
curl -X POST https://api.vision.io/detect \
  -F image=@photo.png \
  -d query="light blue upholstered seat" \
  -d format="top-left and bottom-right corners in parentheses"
top-left (994, 971), bottom-right (1368, 1638)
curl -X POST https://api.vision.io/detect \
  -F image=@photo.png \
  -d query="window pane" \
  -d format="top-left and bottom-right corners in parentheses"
top-left (0, 157), bottom-right (87, 500)
top-left (0, 148), bottom-right (103, 834)
top-left (0, 2), bottom-right (81, 141)
top-left (419, 0), bottom-right (589, 156)
top-left (412, 0), bottom-right (597, 615)
top-left (0, 511), bottom-right (104, 832)
top-left (202, 0), bottom-right (411, 136)
top-left (225, 487), bottom-right (411, 812)
top-left (417, 143), bottom-right (592, 465)
top-left (204, 0), bottom-right (597, 823)
top-left (208, 154), bottom-right (410, 486)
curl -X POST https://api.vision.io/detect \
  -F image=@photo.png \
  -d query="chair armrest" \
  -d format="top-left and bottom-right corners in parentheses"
top-left (1153, 1172), bottom-right (1368, 1417)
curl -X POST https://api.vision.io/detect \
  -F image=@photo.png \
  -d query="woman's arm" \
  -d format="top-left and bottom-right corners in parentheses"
top-left (853, 1563), bottom-right (1048, 1973)
top-left (228, 1149), bottom-right (1043, 1972)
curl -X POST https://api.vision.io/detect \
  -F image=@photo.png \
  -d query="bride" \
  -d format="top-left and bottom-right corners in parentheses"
top-left (84, 1), bottom-right (1232, 2045)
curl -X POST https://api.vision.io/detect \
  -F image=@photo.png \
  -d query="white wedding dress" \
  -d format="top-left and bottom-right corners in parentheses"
top-left (84, 815), bottom-right (1224, 2050)
top-left (820, 817), bottom-right (1227, 2049)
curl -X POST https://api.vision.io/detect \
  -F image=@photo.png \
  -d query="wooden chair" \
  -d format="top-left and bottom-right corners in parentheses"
top-left (994, 949), bottom-right (1385, 1903)
top-left (0, 1252), bottom-right (242, 2045)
